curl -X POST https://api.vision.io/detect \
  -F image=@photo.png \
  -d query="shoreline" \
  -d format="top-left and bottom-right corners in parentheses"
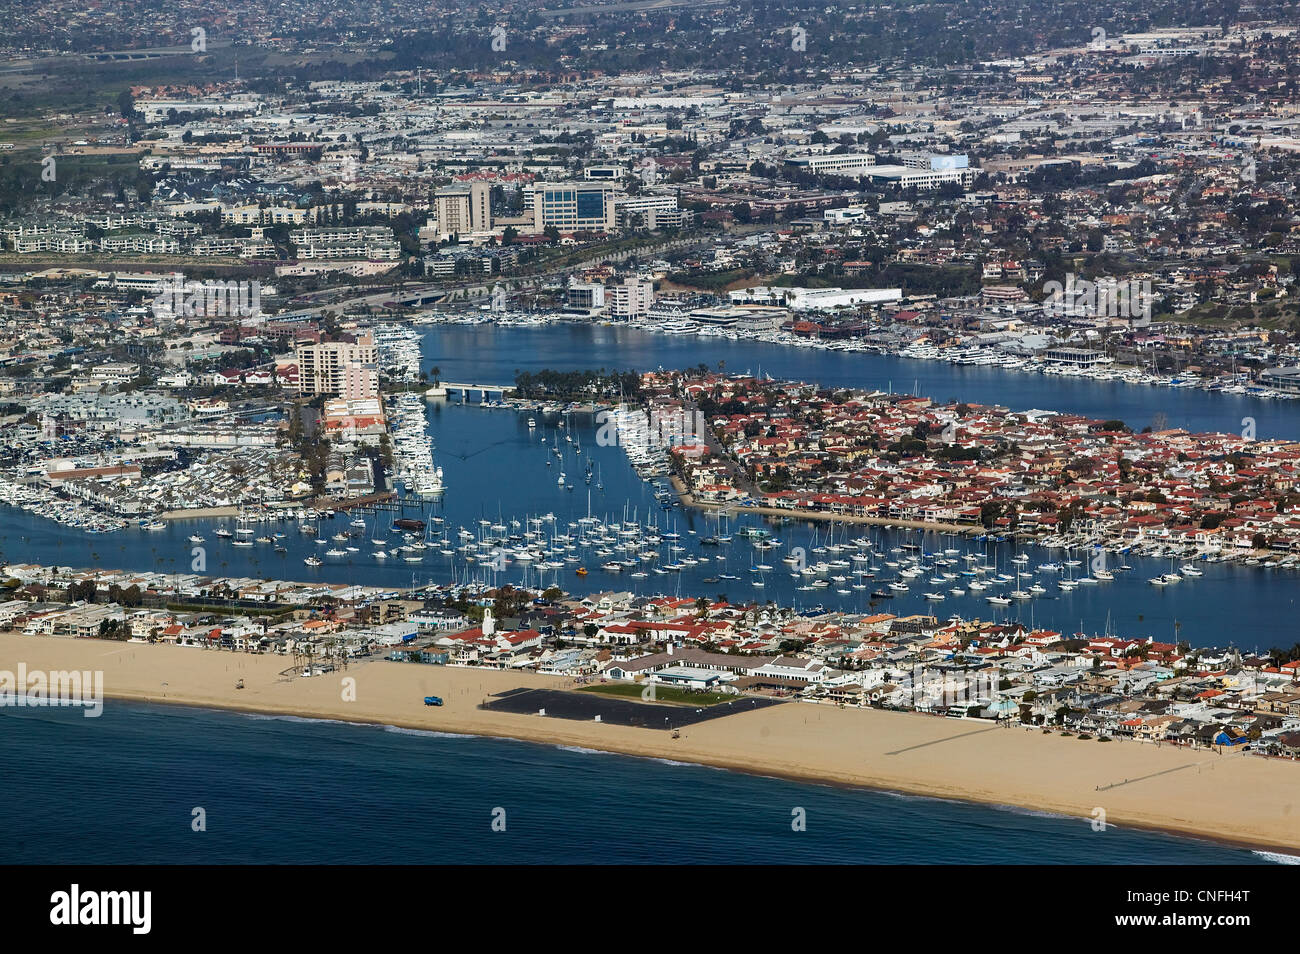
top-left (415, 312), bottom-right (1294, 403)
top-left (4, 633), bottom-right (1297, 856)
top-left (674, 486), bottom-right (981, 535)
top-left (159, 506), bottom-right (241, 520)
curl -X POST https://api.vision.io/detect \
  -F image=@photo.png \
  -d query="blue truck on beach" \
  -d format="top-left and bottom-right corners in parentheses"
top-left (424, 695), bottom-right (443, 707)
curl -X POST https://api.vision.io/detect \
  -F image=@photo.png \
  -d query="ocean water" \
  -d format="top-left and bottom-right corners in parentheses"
top-left (0, 702), bottom-right (1276, 864)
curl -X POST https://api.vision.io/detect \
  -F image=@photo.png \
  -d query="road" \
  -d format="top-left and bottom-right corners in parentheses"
top-left (680, 391), bottom-right (760, 499)
top-left (285, 226), bottom-right (768, 318)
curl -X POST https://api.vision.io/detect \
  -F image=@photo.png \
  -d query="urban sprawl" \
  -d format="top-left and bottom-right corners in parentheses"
top-left (3, 3), bottom-right (1300, 769)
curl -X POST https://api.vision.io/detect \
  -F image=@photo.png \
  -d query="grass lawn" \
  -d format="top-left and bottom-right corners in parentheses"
top-left (577, 682), bottom-right (736, 706)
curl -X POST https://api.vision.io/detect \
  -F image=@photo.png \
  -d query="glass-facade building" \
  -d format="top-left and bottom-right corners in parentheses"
top-left (531, 182), bottom-right (618, 232)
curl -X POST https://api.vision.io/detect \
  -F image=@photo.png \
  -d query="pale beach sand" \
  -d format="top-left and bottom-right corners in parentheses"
top-left (4, 632), bottom-right (1298, 854)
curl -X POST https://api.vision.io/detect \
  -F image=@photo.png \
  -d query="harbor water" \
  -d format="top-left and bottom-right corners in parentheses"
top-left (0, 325), bottom-right (1296, 650)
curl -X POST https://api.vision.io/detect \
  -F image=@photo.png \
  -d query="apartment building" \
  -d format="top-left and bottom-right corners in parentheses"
top-left (223, 204), bottom-right (311, 226)
top-left (89, 363), bottom-right (141, 385)
top-left (289, 226), bottom-right (401, 261)
top-left (1, 219), bottom-right (76, 240)
top-left (191, 236), bottom-right (244, 256)
top-left (356, 201), bottom-right (412, 218)
top-left (607, 277), bottom-right (656, 320)
top-left (12, 232), bottom-right (94, 254)
top-left (296, 335), bottom-right (379, 398)
top-left (98, 232), bottom-right (181, 254)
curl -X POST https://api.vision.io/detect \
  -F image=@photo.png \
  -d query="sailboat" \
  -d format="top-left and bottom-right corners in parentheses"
top-left (1161, 559), bottom-right (1183, 584)
top-left (1093, 547), bottom-right (1115, 581)
top-left (718, 546), bottom-right (739, 581)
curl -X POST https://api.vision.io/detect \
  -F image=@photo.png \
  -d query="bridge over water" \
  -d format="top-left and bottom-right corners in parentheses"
top-left (427, 382), bottom-right (517, 401)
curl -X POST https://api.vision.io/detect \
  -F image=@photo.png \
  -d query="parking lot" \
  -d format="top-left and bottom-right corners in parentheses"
top-left (480, 687), bottom-right (783, 730)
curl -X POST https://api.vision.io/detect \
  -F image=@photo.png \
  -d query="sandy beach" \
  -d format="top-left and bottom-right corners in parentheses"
top-left (4, 632), bottom-right (1297, 854)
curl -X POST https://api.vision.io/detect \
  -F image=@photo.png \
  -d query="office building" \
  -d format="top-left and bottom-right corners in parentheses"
top-left (565, 282), bottom-right (606, 314)
top-left (865, 163), bottom-right (976, 190)
top-left (530, 181), bottom-right (620, 233)
top-left (785, 153), bottom-right (878, 176)
top-left (615, 192), bottom-right (686, 230)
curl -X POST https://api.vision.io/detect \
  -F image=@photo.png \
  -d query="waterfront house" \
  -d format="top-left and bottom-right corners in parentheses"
top-left (388, 645), bottom-right (449, 665)
top-left (1265, 731), bottom-right (1300, 758)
